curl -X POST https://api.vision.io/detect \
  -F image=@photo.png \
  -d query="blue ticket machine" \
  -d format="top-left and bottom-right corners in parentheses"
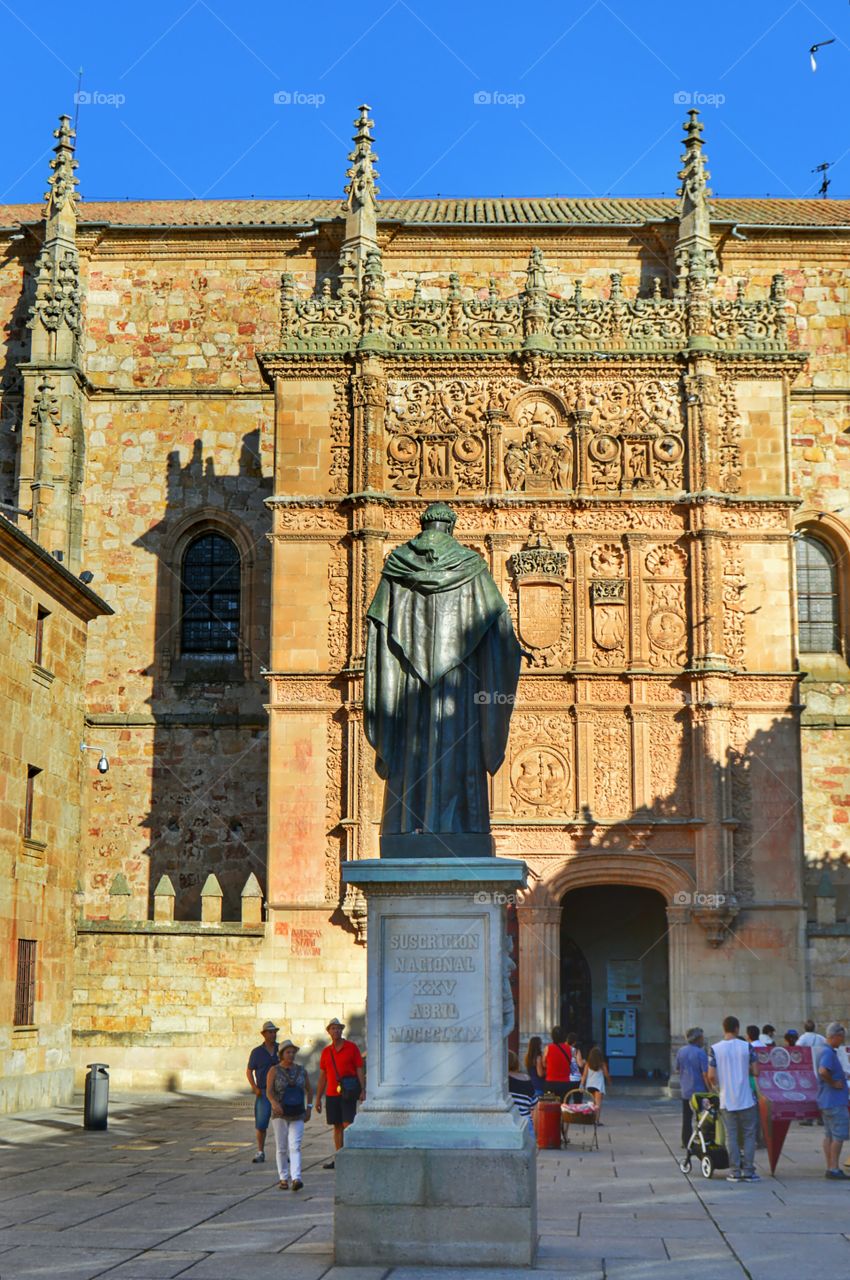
top-left (605, 1006), bottom-right (637, 1077)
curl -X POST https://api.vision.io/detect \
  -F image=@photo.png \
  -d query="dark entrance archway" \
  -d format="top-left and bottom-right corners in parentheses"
top-left (560, 936), bottom-right (592, 1048)
top-left (560, 885), bottom-right (670, 1076)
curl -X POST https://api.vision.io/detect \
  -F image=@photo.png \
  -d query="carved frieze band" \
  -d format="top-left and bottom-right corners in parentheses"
top-left (384, 377), bottom-right (686, 499)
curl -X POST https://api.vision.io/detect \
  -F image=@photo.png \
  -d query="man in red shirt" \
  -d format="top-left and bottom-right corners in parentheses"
top-left (315, 1017), bottom-right (365, 1169)
top-left (545, 1024), bottom-right (573, 1099)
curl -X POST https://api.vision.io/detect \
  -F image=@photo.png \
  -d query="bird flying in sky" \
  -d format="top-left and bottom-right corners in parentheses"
top-left (810, 37), bottom-right (836, 71)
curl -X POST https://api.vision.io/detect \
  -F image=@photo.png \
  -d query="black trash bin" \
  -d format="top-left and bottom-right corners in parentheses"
top-left (84, 1063), bottom-right (109, 1130)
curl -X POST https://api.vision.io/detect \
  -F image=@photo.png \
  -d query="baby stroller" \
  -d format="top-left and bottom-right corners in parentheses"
top-left (678, 1092), bottom-right (730, 1179)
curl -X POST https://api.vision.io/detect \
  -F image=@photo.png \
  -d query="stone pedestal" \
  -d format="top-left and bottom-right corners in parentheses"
top-left (336, 856), bottom-right (537, 1267)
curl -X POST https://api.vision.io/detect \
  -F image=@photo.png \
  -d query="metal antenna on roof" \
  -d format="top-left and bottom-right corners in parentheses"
top-left (811, 162), bottom-right (832, 198)
top-left (73, 68), bottom-right (83, 134)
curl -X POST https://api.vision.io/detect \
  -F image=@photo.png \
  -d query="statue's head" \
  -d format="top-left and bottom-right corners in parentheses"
top-left (420, 502), bottom-right (457, 534)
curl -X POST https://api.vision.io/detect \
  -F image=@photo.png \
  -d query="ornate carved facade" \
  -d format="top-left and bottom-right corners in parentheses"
top-left (4, 103), bottom-right (847, 1092)
top-left (259, 106), bottom-right (815, 1053)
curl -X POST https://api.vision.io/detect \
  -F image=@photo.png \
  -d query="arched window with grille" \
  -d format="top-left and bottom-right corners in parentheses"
top-left (796, 533), bottom-right (840, 653)
top-left (180, 533), bottom-right (241, 655)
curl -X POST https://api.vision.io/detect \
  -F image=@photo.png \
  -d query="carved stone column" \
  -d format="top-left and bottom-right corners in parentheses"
top-left (341, 696), bottom-right (362, 862)
top-left (625, 532), bottom-right (650, 668)
top-left (351, 360), bottom-right (386, 493)
top-left (688, 686), bottom-right (739, 940)
top-left (688, 495), bottom-right (727, 673)
top-left (666, 903), bottom-right (691, 1075)
top-left (629, 706), bottom-right (653, 812)
top-left (350, 524), bottom-right (384, 666)
top-left (684, 366), bottom-right (720, 494)
top-left (19, 116), bottom-right (85, 568)
top-left (517, 903), bottom-right (561, 1044)
top-left (485, 409), bottom-right (506, 495)
top-left (571, 704), bottom-right (594, 816)
top-left (575, 408), bottom-right (592, 497)
top-left (569, 534), bottom-right (593, 670)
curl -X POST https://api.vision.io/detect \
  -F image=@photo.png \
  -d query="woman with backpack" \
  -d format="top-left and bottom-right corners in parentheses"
top-left (267, 1038), bottom-right (313, 1191)
top-left (567, 1032), bottom-right (585, 1087)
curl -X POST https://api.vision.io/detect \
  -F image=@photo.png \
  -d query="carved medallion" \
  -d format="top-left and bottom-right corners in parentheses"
top-left (512, 746), bottom-right (570, 809)
top-left (647, 608), bottom-right (687, 650)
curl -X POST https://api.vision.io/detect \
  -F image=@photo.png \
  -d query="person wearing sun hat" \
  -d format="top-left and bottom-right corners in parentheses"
top-left (267, 1037), bottom-right (312, 1191)
top-left (246, 1019), bottom-right (280, 1163)
top-left (315, 1017), bottom-right (365, 1169)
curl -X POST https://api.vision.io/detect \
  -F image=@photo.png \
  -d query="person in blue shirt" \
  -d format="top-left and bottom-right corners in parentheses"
top-left (246, 1020), bottom-right (280, 1164)
top-left (817, 1021), bottom-right (849, 1180)
top-left (675, 1027), bottom-right (710, 1148)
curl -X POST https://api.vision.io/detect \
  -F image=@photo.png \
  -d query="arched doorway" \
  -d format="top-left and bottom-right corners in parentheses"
top-left (560, 885), bottom-right (670, 1076)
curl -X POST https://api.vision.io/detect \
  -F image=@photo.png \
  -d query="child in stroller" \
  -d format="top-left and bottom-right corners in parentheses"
top-left (679, 1091), bottom-right (730, 1179)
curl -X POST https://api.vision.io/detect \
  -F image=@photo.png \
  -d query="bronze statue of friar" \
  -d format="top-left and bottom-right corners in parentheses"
top-left (364, 502), bottom-right (521, 857)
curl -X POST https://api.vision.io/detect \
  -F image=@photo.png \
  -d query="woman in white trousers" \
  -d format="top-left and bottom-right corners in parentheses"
top-left (267, 1038), bottom-right (313, 1190)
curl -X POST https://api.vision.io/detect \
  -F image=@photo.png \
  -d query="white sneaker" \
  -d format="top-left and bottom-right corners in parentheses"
top-left (252, 1151), bottom-right (265, 1163)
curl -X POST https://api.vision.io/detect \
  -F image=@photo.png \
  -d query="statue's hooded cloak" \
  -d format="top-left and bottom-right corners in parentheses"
top-left (365, 526), bottom-right (521, 842)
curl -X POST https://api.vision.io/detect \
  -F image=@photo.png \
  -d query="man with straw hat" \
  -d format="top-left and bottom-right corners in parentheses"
top-left (245, 1019), bottom-right (279, 1163)
top-left (315, 1017), bottom-right (365, 1169)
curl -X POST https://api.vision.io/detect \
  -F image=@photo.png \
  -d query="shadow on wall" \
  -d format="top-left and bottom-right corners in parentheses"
top-left (554, 701), bottom-right (805, 1058)
top-left (132, 430), bottom-right (272, 921)
top-left (299, 1010), bottom-right (368, 1081)
top-left (568, 704), bottom-right (802, 909)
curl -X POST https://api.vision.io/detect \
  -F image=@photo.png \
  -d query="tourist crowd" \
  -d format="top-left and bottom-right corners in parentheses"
top-left (676, 1016), bottom-right (849, 1182)
top-left (508, 1024), bottom-right (612, 1133)
top-left (244, 1011), bottom-right (849, 1185)
top-left (245, 1016), bottom-right (364, 1191)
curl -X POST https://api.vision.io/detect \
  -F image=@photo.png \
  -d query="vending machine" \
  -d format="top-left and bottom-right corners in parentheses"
top-left (604, 1006), bottom-right (637, 1077)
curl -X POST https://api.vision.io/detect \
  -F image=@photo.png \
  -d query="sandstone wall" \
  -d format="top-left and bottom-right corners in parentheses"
top-left (78, 389), bottom-right (273, 919)
top-left (72, 912), bottom-right (367, 1088)
top-left (0, 524), bottom-right (106, 1112)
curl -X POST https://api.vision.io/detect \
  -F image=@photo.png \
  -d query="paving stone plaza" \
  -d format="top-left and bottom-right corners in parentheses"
top-left (2, 1091), bottom-right (849, 1279)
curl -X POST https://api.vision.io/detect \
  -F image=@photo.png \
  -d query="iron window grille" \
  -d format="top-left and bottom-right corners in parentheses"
top-left (796, 534), bottom-right (840, 653)
top-left (14, 939), bottom-right (36, 1025)
top-left (180, 533), bottom-right (241, 655)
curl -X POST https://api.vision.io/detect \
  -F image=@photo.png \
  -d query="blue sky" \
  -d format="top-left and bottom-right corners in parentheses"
top-left (4, 0), bottom-right (847, 203)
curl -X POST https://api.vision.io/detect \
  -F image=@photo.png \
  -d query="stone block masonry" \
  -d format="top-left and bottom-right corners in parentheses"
top-left (72, 909), bottom-right (367, 1089)
top-left (0, 511), bottom-right (111, 1113)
